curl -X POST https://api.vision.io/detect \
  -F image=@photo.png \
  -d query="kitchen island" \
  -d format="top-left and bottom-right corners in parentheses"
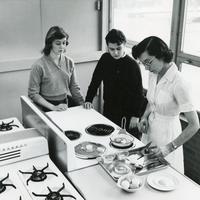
top-left (20, 98), bottom-right (200, 200)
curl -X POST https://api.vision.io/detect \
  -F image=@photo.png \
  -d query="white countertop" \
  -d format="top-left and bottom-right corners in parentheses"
top-left (68, 165), bottom-right (200, 200)
top-left (46, 106), bottom-right (144, 172)
top-left (46, 106), bottom-right (200, 200)
top-left (21, 97), bottom-right (200, 200)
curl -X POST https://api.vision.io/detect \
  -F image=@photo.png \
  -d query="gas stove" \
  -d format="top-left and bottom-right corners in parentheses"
top-left (0, 117), bottom-right (24, 133)
top-left (0, 128), bottom-right (84, 200)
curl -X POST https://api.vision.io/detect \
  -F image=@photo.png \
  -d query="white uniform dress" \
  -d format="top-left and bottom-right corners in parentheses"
top-left (142, 62), bottom-right (195, 173)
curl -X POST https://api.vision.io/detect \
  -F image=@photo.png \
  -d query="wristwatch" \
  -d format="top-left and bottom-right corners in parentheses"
top-left (171, 141), bottom-right (178, 150)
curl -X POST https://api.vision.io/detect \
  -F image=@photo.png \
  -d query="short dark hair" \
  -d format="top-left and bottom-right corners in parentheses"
top-left (42, 26), bottom-right (69, 56)
top-left (132, 36), bottom-right (173, 63)
top-left (105, 29), bottom-right (126, 45)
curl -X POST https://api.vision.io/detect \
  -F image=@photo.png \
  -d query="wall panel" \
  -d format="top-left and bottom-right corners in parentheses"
top-left (0, 0), bottom-right (42, 62)
top-left (0, 0), bottom-right (105, 120)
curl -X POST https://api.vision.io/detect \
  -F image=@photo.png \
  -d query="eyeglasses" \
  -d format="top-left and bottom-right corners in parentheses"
top-left (139, 56), bottom-right (155, 67)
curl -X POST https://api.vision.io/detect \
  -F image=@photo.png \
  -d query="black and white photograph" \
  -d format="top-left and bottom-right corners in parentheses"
top-left (0, 0), bottom-right (200, 199)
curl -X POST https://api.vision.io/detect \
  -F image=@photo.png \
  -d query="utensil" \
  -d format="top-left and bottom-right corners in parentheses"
top-left (144, 141), bottom-right (152, 151)
top-left (118, 116), bottom-right (127, 135)
top-left (137, 142), bottom-right (152, 160)
top-left (110, 117), bottom-right (134, 148)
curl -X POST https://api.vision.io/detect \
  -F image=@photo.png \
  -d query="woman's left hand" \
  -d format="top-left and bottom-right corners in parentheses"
top-left (146, 146), bottom-right (165, 160)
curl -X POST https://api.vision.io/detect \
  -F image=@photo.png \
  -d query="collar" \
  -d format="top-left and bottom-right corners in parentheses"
top-left (161, 62), bottom-right (178, 82)
top-left (45, 54), bottom-right (64, 69)
top-left (122, 52), bottom-right (126, 58)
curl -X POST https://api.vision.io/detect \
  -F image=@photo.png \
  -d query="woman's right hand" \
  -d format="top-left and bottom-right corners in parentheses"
top-left (52, 103), bottom-right (68, 111)
top-left (137, 118), bottom-right (148, 133)
top-left (83, 102), bottom-right (93, 109)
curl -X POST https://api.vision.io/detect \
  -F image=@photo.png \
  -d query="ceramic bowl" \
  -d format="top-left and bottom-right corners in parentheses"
top-left (117, 174), bottom-right (144, 192)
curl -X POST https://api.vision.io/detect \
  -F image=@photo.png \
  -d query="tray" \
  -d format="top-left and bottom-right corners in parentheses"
top-left (97, 147), bottom-right (168, 182)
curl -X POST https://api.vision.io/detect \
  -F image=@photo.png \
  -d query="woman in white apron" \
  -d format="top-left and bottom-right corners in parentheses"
top-left (132, 36), bottom-right (199, 173)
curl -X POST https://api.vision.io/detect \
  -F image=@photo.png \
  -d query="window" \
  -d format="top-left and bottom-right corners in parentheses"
top-left (112, 0), bottom-right (200, 111)
top-left (182, 0), bottom-right (200, 56)
top-left (112, 0), bottom-right (173, 45)
top-left (181, 63), bottom-right (200, 110)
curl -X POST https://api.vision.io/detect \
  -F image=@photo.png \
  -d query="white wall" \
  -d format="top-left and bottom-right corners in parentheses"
top-left (0, 0), bottom-right (108, 121)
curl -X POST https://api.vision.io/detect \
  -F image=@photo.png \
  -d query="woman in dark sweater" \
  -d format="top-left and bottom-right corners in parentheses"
top-left (84, 29), bottom-right (146, 139)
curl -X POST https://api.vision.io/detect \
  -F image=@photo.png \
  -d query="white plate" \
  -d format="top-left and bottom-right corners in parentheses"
top-left (147, 172), bottom-right (179, 191)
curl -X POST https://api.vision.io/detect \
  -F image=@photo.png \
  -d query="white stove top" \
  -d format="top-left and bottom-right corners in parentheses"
top-left (0, 117), bottom-right (24, 134)
top-left (1, 155), bottom-right (84, 200)
top-left (0, 128), bottom-right (84, 200)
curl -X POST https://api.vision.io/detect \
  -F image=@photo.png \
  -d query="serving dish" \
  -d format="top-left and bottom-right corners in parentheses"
top-left (107, 161), bottom-right (132, 179)
top-left (110, 133), bottom-right (135, 148)
top-left (75, 141), bottom-right (106, 159)
top-left (117, 174), bottom-right (144, 192)
top-left (97, 146), bottom-right (168, 181)
top-left (147, 172), bottom-right (179, 191)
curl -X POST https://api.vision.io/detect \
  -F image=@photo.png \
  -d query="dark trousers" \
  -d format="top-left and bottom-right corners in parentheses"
top-left (103, 102), bottom-right (142, 140)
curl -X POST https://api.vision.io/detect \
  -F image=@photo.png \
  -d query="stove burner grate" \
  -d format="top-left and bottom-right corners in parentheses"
top-left (0, 174), bottom-right (16, 194)
top-left (0, 120), bottom-right (19, 131)
top-left (19, 163), bottom-right (58, 185)
top-left (32, 183), bottom-right (76, 200)
top-left (64, 130), bottom-right (81, 140)
top-left (85, 124), bottom-right (114, 136)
